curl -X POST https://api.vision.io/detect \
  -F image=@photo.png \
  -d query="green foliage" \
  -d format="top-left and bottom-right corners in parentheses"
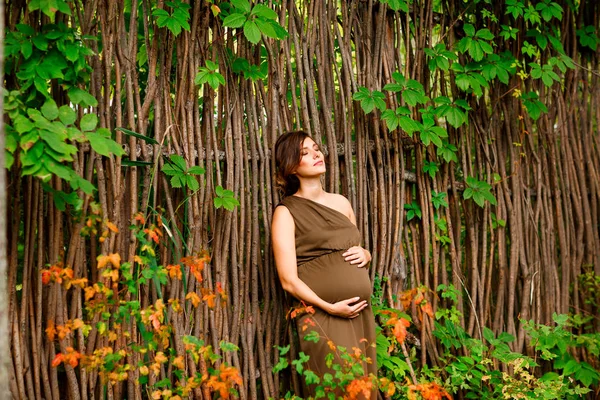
top-left (524, 314), bottom-right (600, 388)
top-left (424, 43), bottom-right (457, 72)
top-left (4, 21), bottom-right (125, 211)
top-left (381, 106), bottom-right (411, 132)
top-left (232, 57), bottom-right (268, 82)
top-left (417, 114), bottom-right (449, 148)
top-left (436, 140), bottom-right (458, 163)
top-left (576, 25), bottom-right (599, 50)
top-left (452, 63), bottom-right (489, 98)
top-left (221, 0), bottom-right (288, 44)
top-left (404, 201), bottom-right (422, 221)
top-left (480, 52), bottom-right (516, 85)
top-left (152, 0), bottom-right (191, 36)
top-left (195, 60), bottom-right (226, 90)
top-left (434, 96), bottom-right (471, 128)
top-left (434, 215), bottom-right (451, 246)
top-left (28, 0), bottom-right (71, 18)
top-left (213, 185), bottom-right (240, 211)
top-left (161, 155), bottom-right (205, 191)
top-left (422, 160), bottom-right (438, 179)
top-left (431, 191), bottom-right (448, 210)
top-left (352, 87), bottom-right (386, 114)
top-left (535, 0), bottom-right (563, 22)
top-left (457, 23), bottom-right (495, 62)
top-left (529, 62), bottom-right (560, 87)
top-left (432, 285), bottom-right (595, 399)
top-left (463, 176), bottom-right (497, 207)
top-left (378, 0), bottom-right (409, 12)
top-left (383, 72), bottom-right (429, 107)
top-left (521, 91), bottom-right (548, 120)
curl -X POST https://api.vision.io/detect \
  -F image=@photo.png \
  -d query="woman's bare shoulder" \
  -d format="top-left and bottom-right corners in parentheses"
top-left (325, 193), bottom-right (353, 216)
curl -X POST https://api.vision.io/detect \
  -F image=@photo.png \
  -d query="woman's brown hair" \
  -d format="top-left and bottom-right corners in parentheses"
top-left (274, 130), bottom-right (310, 197)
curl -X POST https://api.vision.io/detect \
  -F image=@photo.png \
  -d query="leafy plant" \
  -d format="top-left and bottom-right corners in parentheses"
top-left (434, 96), bottom-right (471, 128)
top-left (195, 60), bottom-right (226, 90)
top-left (417, 114), bottom-right (448, 148)
top-left (378, 0), bottom-right (409, 12)
top-left (457, 23), bottom-right (495, 62)
top-left (232, 56), bottom-right (268, 81)
top-left (383, 72), bottom-right (429, 107)
top-left (431, 191), bottom-right (448, 210)
top-left (424, 43), bottom-right (457, 72)
top-left (161, 154), bottom-right (205, 191)
top-left (576, 25), bottom-right (599, 50)
top-left (221, 0), bottom-right (288, 44)
top-left (404, 201), bottom-right (422, 221)
top-left (352, 87), bottom-right (387, 114)
top-left (152, 0), bottom-right (191, 36)
top-left (422, 160), bottom-right (438, 179)
top-left (463, 176), bottom-right (497, 207)
top-left (213, 185), bottom-right (240, 211)
top-left (520, 91), bottom-right (548, 120)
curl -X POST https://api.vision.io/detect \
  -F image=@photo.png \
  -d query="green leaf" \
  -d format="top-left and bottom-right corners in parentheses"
top-left (399, 116), bottom-right (421, 136)
top-left (39, 130), bottom-right (77, 161)
top-left (116, 127), bottom-right (159, 144)
top-left (32, 35), bottom-right (49, 51)
top-left (69, 173), bottom-right (95, 195)
top-left (223, 13), bottom-right (247, 28)
top-left (65, 44), bottom-right (79, 62)
top-left (188, 166), bottom-right (205, 175)
top-left (387, 0), bottom-right (409, 12)
top-left (563, 359), bottom-right (582, 376)
top-left (121, 159), bottom-right (153, 167)
top-left (230, 0), bottom-right (251, 13)
top-left (86, 128), bottom-right (125, 157)
top-left (243, 20), bottom-right (261, 44)
top-left (58, 106), bottom-right (77, 126)
top-left (251, 4), bottom-right (277, 20)
top-left (14, 115), bottom-right (35, 134)
top-left (186, 175), bottom-right (200, 191)
top-left (255, 18), bottom-right (278, 39)
top-left (169, 154), bottom-right (188, 171)
top-left (41, 98), bottom-right (59, 120)
top-left (80, 113), bottom-right (98, 132)
top-left (68, 88), bottom-right (98, 107)
top-left (463, 23), bottom-right (475, 37)
top-left (21, 41), bottom-right (33, 59)
top-left (170, 175), bottom-right (184, 188)
top-left (222, 197), bottom-right (240, 211)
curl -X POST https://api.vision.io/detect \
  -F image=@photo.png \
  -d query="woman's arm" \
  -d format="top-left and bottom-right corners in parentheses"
top-left (272, 205), bottom-right (368, 318)
top-left (342, 197), bottom-right (372, 268)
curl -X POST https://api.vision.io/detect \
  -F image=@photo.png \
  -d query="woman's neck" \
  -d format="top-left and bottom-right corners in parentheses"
top-left (295, 179), bottom-right (325, 201)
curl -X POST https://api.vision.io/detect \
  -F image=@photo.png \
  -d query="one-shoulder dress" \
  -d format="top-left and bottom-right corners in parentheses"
top-left (279, 195), bottom-right (377, 398)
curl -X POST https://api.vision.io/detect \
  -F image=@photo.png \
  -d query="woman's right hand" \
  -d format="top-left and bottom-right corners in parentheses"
top-left (327, 297), bottom-right (368, 318)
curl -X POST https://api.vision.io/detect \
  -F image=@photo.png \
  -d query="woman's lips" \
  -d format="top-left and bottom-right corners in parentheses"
top-left (313, 161), bottom-right (323, 166)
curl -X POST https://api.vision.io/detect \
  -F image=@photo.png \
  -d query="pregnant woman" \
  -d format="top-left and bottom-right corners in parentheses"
top-left (272, 130), bottom-right (377, 398)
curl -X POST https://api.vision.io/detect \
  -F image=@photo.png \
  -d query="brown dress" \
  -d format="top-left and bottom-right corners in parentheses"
top-left (280, 195), bottom-right (377, 399)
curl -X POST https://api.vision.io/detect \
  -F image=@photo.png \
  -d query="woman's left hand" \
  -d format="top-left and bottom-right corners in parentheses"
top-left (343, 246), bottom-right (371, 268)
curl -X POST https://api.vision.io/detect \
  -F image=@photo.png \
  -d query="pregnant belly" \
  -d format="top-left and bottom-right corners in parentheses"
top-left (298, 251), bottom-right (373, 303)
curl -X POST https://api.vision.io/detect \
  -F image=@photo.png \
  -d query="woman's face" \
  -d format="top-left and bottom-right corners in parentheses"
top-left (293, 137), bottom-right (325, 177)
